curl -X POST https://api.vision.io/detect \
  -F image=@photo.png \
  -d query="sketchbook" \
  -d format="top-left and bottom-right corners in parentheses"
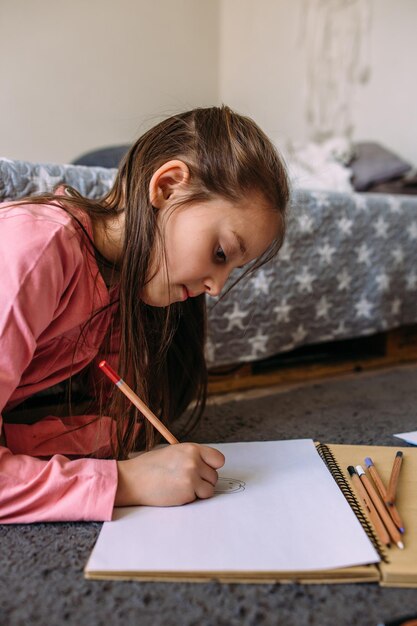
top-left (84, 439), bottom-right (417, 586)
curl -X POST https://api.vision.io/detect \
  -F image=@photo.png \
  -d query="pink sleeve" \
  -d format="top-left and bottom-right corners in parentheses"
top-left (0, 217), bottom-right (118, 523)
top-left (0, 446), bottom-right (117, 523)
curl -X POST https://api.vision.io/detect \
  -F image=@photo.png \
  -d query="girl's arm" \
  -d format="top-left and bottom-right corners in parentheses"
top-left (0, 439), bottom-right (117, 523)
top-left (0, 216), bottom-right (118, 523)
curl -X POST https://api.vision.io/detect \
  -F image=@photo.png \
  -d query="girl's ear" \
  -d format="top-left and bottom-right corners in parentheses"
top-left (149, 160), bottom-right (190, 209)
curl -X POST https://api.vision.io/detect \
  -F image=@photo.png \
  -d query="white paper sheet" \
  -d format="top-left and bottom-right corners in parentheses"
top-left (85, 439), bottom-right (379, 576)
top-left (394, 431), bottom-right (417, 446)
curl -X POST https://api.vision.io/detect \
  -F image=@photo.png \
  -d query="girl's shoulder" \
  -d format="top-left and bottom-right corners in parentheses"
top-left (0, 190), bottom-right (92, 246)
top-left (1, 191), bottom-right (84, 229)
top-left (0, 191), bottom-right (94, 278)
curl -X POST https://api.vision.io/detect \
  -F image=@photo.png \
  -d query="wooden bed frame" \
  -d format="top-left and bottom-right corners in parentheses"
top-left (208, 324), bottom-right (417, 394)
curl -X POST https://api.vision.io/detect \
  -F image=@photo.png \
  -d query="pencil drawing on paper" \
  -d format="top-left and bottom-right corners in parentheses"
top-left (214, 477), bottom-right (246, 494)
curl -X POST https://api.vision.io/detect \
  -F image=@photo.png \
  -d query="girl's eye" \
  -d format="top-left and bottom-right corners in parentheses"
top-left (216, 246), bottom-right (227, 263)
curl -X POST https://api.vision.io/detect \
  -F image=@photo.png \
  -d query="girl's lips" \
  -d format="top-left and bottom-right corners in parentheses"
top-left (182, 286), bottom-right (203, 299)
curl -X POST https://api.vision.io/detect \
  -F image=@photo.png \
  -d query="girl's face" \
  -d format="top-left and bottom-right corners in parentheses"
top-left (141, 191), bottom-right (280, 307)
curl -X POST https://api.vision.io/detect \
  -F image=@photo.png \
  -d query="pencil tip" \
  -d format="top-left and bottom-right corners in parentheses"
top-left (396, 451), bottom-right (403, 458)
top-left (397, 541), bottom-right (404, 550)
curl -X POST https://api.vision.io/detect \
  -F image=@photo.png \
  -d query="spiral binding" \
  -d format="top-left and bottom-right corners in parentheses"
top-left (316, 443), bottom-right (388, 563)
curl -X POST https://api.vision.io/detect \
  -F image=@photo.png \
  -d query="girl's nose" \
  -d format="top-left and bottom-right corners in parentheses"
top-left (204, 269), bottom-right (230, 297)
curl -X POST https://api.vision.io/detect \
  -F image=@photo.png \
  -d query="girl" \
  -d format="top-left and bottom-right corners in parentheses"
top-left (0, 106), bottom-right (289, 522)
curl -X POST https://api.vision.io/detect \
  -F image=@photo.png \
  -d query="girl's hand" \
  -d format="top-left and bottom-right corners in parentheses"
top-left (114, 443), bottom-right (225, 507)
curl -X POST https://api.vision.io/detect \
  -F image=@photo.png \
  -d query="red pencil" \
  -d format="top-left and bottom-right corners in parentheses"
top-left (99, 360), bottom-right (179, 445)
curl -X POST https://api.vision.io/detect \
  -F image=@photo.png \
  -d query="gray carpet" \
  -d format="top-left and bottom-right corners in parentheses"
top-left (2, 365), bottom-right (417, 626)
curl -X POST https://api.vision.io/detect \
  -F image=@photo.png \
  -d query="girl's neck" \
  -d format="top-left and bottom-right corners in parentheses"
top-left (91, 212), bottom-right (124, 287)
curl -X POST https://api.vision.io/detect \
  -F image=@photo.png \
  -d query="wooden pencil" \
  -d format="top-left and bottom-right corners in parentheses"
top-left (347, 466), bottom-right (391, 548)
top-left (365, 456), bottom-right (405, 533)
top-left (356, 465), bottom-right (404, 550)
top-left (387, 451), bottom-right (404, 506)
top-left (99, 360), bottom-right (179, 445)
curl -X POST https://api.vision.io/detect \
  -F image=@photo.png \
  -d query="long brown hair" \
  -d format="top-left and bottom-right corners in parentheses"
top-left (9, 106), bottom-right (289, 458)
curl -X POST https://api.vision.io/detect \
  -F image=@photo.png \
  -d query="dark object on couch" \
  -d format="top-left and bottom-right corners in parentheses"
top-left (364, 170), bottom-right (417, 195)
top-left (351, 141), bottom-right (413, 192)
top-left (72, 145), bottom-right (130, 168)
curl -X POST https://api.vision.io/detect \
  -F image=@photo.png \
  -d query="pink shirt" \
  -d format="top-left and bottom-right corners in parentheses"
top-left (0, 194), bottom-right (120, 522)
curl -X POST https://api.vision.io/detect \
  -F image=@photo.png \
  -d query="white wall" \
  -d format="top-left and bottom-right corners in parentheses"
top-left (220, 0), bottom-right (417, 166)
top-left (220, 1), bottom-right (304, 152)
top-left (2, 0), bottom-right (416, 167)
top-left (0, 0), bottom-right (220, 163)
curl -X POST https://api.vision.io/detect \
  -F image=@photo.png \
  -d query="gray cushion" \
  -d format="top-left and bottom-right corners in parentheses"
top-left (351, 142), bottom-right (412, 191)
top-left (72, 145), bottom-right (130, 168)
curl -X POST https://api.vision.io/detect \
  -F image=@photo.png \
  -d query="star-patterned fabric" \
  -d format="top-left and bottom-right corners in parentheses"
top-left (207, 188), bottom-right (417, 366)
top-left (2, 159), bottom-right (416, 368)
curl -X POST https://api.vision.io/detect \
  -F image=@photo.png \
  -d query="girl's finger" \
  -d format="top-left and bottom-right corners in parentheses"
top-left (199, 466), bottom-right (219, 487)
top-left (194, 478), bottom-right (216, 500)
top-left (199, 445), bottom-right (225, 470)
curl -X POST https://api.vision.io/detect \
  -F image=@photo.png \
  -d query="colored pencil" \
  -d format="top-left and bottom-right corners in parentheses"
top-left (365, 456), bottom-right (405, 533)
top-left (99, 360), bottom-right (179, 445)
top-left (387, 451), bottom-right (404, 506)
top-left (348, 466), bottom-right (391, 548)
top-left (356, 465), bottom-right (404, 549)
